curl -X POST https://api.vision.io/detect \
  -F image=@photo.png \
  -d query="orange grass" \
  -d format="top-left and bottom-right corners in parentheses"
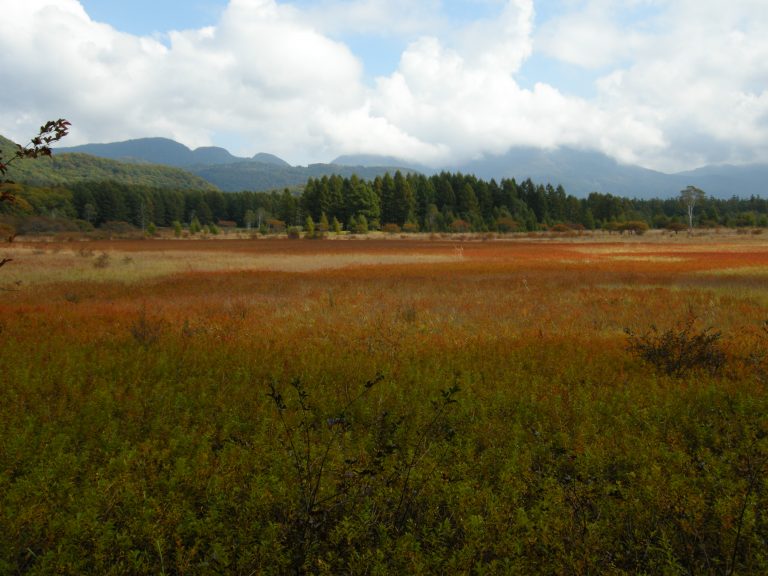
top-left (3, 237), bottom-right (768, 338)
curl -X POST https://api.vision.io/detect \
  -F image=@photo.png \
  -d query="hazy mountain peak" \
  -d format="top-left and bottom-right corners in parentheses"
top-left (191, 146), bottom-right (240, 165)
top-left (58, 137), bottom-right (193, 167)
top-left (252, 152), bottom-right (290, 167)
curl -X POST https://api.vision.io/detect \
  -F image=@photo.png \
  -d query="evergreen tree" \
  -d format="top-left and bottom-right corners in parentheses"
top-left (457, 183), bottom-right (480, 221)
top-left (162, 190), bottom-right (185, 226)
top-left (413, 175), bottom-right (436, 229)
top-left (435, 174), bottom-right (456, 213)
top-left (279, 189), bottom-right (300, 225)
top-left (92, 183), bottom-right (128, 224)
top-left (499, 178), bottom-right (519, 211)
top-left (380, 172), bottom-right (397, 224)
top-left (327, 175), bottom-right (345, 223)
top-left (204, 190), bottom-right (227, 222)
top-left (301, 178), bottom-right (320, 221)
top-left (392, 170), bottom-right (416, 226)
top-left (531, 184), bottom-right (549, 224)
top-left (475, 180), bottom-right (494, 226)
top-left (195, 199), bottom-right (213, 225)
top-left (424, 203), bottom-right (440, 232)
top-left (582, 208), bottom-right (596, 230)
top-left (344, 175), bottom-right (380, 223)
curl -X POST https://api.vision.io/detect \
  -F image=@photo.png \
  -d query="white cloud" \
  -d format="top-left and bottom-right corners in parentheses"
top-left (535, 0), bottom-right (656, 69)
top-left (457, 0), bottom-right (534, 72)
top-left (1, 0), bottom-right (768, 171)
top-left (367, 0), bottom-right (666, 165)
top-left (295, 0), bottom-right (442, 37)
top-left (537, 0), bottom-right (768, 170)
top-left (0, 0), bottom-right (368, 161)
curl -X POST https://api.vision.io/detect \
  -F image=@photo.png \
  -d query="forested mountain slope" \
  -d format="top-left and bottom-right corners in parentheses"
top-left (1, 135), bottom-right (216, 191)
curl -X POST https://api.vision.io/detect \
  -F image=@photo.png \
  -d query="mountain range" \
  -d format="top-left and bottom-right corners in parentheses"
top-left (58, 138), bottom-right (417, 192)
top-left (58, 137), bottom-right (289, 169)
top-left (45, 137), bottom-right (768, 199)
top-left (337, 149), bottom-right (768, 200)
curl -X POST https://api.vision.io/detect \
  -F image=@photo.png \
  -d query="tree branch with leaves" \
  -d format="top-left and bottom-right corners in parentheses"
top-left (0, 119), bottom-right (70, 203)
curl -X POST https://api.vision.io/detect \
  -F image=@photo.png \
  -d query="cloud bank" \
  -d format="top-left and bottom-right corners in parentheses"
top-left (1, 0), bottom-right (767, 172)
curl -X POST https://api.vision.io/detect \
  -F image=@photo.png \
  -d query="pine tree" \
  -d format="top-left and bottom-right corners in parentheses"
top-left (457, 183), bottom-right (479, 220)
top-left (380, 172), bottom-right (397, 225)
top-left (344, 175), bottom-right (380, 223)
top-left (413, 175), bottom-right (436, 229)
top-left (436, 175), bottom-right (456, 213)
top-left (392, 170), bottom-right (416, 226)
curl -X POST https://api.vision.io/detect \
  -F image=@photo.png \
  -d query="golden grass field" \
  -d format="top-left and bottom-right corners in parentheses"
top-left (1, 232), bottom-right (767, 574)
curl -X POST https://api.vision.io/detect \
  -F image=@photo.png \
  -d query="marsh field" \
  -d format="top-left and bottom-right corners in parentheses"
top-left (2, 233), bottom-right (768, 575)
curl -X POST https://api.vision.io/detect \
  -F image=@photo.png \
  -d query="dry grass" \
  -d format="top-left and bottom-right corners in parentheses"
top-left (0, 242), bottom-right (457, 286)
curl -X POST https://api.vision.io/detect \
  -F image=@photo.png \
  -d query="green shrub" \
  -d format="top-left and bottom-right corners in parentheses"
top-left (625, 317), bottom-right (726, 377)
top-left (618, 220), bottom-right (650, 235)
top-left (267, 375), bottom-right (460, 573)
top-left (318, 212), bottom-right (330, 232)
top-left (287, 226), bottom-right (302, 239)
top-left (304, 216), bottom-right (315, 237)
top-left (666, 221), bottom-right (688, 234)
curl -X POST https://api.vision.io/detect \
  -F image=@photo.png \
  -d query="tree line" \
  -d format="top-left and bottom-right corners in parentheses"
top-left (3, 172), bottom-right (768, 234)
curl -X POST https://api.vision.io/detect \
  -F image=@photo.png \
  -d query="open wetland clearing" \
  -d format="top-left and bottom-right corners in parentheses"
top-left (1, 235), bottom-right (767, 574)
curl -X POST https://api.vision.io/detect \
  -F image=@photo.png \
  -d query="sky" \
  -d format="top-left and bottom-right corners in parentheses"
top-left (1, 0), bottom-right (767, 172)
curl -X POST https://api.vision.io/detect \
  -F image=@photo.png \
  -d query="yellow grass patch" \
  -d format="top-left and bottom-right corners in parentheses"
top-left (0, 245), bottom-right (455, 286)
top-left (573, 240), bottom-right (768, 256)
top-left (704, 266), bottom-right (768, 276)
top-left (608, 256), bottom-right (688, 263)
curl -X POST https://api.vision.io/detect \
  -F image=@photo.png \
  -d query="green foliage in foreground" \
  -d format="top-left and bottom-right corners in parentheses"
top-left (1, 311), bottom-right (767, 574)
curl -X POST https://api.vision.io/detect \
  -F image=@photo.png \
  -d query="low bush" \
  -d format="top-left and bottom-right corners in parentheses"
top-left (625, 317), bottom-right (726, 377)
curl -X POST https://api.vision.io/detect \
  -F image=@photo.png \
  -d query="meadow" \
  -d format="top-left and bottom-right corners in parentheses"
top-left (1, 232), bottom-right (767, 574)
